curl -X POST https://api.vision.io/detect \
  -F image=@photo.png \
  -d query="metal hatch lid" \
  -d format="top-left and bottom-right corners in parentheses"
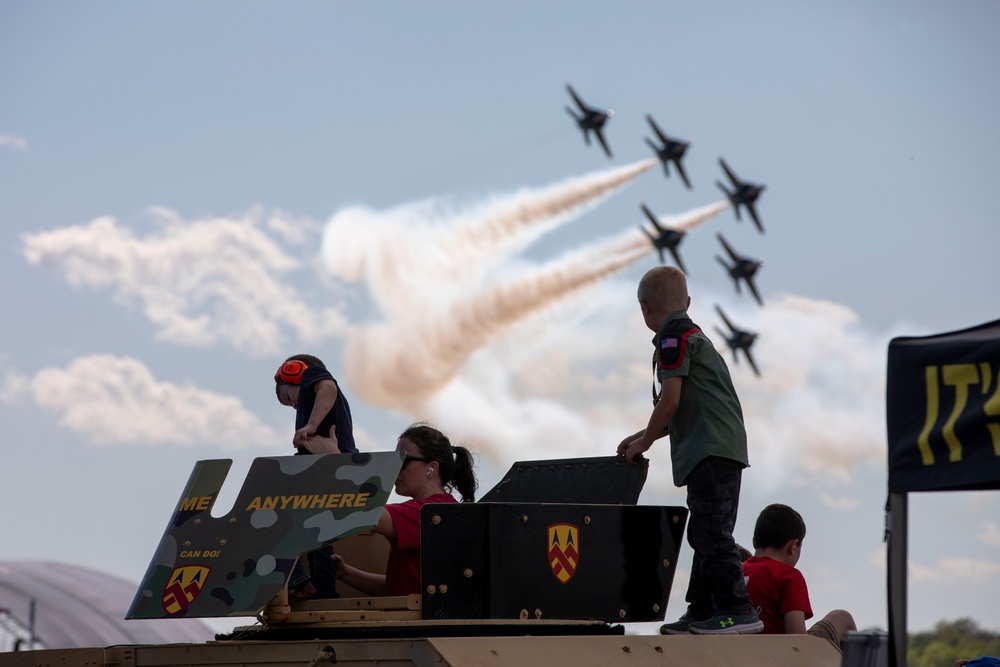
top-left (479, 456), bottom-right (648, 504)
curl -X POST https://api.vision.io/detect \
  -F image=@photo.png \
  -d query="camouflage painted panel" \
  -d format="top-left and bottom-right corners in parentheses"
top-left (127, 452), bottom-right (402, 619)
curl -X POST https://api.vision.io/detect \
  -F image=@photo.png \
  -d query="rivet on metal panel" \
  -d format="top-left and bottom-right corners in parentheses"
top-left (219, 539), bottom-right (227, 546)
top-left (491, 650), bottom-right (499, 655)
top-left (184, 541), bottom-right (192, 547)
top-left (534, 609), bottom-right (542, 619)
top-left (440, 585), bottom-right (448, 593)
top-left (653, 604), bottom-right (660, 612)
top-left (662, 559), bottom-right (671, 569)
top-left (672, 515), bottom-right (680, 524)
top-left (432, 515), bottom-right (441, 525)
top-left (584, 516), bottom-right (591, 525)
top-left (619, 609), bottom-right (626, 618)
top-left (427, 585), bottom-right (436, 594)
top-left (622, 646), bottom-right (631, 653)
top-left (194, 518), bottom-right (201, 526)
top-left (519, 609), bottom-right (529, 619)
top-left (463, 568), bottom-right (473, 578)
top-left (229, 517), bottom-right (237, 524)
top-left (521, 515), bottom-right (529, 523)
top-left (655, 646), bottom-right (664, 653)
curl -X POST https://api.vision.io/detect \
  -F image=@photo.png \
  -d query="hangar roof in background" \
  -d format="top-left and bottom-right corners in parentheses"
top-left (0, 561), bottom-right (214, 650)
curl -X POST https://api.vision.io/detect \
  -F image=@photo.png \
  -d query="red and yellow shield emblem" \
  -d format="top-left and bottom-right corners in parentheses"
top-left (547, 523), bottom-right (579, 584)
top-left (162, 565), bottom-right (211, 614)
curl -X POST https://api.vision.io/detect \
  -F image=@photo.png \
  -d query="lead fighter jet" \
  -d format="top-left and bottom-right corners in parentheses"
top-left (565, 84), bottom-right (614, 158)
top-left (715, 233), bottom-right (765, 306)
top-left (714, 304), bottom-right (761, 377)
top-left (640, 203), bottom-right (688, 272)
top-left (645, 115), bottom-right (692, 189)
top-left (716, 158), bottom-right (766, 233)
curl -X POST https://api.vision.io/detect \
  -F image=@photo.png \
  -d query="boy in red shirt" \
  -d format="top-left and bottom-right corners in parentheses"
top-left (743, 504), bottom-right (857, 651)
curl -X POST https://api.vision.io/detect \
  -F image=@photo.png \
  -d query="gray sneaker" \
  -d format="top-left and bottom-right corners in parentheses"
top-left (687, 607), bottom-right (764, 635)
top-left (660, 612), bottom-right (708, 635)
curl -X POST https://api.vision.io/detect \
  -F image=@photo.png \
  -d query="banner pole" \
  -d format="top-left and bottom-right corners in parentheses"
top-left (887, 492), bottom-right (908, 667)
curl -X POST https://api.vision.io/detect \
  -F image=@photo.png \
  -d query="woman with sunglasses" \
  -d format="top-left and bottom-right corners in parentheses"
top-left (330, 423), bottom-right (477, 597)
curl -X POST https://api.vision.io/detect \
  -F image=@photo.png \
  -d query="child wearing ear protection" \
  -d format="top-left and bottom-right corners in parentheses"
top-left (274, 353), bottom-right (357, 454)
top-left (274, 353), bottom-right (358, 601)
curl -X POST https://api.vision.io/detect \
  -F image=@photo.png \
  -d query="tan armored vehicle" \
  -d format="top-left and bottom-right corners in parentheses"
top-left (0, 452), bottom-right (843, 667)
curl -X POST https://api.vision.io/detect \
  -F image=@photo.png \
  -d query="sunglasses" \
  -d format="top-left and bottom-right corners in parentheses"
top-left (403, 455), bottom-right (433, 466)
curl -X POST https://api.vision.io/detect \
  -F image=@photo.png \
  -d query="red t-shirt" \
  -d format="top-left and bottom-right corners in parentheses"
top-left (383, 494), bottom-right (457, 596)
top-left (743, 556), bottom-right (814, 633)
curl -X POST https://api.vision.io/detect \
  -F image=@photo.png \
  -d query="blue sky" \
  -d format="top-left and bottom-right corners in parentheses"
top-left (1, 1), bottom-right (998, 637)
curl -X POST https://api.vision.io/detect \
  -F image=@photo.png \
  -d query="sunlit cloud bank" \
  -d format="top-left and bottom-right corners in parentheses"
top-left (734, 295), bottom-right (888, 488)
top-left (429, 289), bottom-right (890, 497)
top-left (1, 355), bottom-right (280, 447)
top-left (22, 207), bottom-right (344, 356)
top-left (0, 134), bottom-right (28, 151)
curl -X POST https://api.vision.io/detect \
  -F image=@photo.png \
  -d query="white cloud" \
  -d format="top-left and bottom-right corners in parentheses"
top-left (0, 134), bottom-right (27, 151)
top-left (22, 207), bottom-right (347, 356)
top-left (26, 354), bottom-right (280, 448)
top-left (976, 520), bottom-right (1000, 547)
top-left (818, 490), bottom-right (862, 511)
top-left (909, 555), bottom-right (1000, 583)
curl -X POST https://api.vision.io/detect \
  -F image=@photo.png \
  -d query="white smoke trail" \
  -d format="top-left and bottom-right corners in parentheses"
top-left (344, 243), bottom-right (649, 410)
top-left (340, 201), bottom-right (730, 413)
top-left (322, 159), bottom-right (657, 317)
top-left (648, 200), bottom-right (731, 232)
top-left (445, 158), bottom-right (658, 255)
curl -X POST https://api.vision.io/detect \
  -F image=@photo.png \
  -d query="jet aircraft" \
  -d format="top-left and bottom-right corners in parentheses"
top-left (565, 84), bottom-right (614, 158)
top-left (640, 203), bottom-right (688, 272)
top-left (714, 305), bottom-right (761, 377)
top-left (645, 115), bottom-right (692, 189)
top-left (716, 158), bottom-right (766, 233)
top-left (715, 233), bottom-right (765, 306)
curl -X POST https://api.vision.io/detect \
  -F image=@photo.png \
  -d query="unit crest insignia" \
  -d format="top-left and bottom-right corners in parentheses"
top-left (162, 565), bottom-right (211, 614)
top-left (547, 523), bottom-right (579, 584)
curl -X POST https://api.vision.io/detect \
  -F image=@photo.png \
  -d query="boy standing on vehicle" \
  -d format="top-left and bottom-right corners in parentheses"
top-left (274, 353), bottom-right (357, 599)
top-left (617, 266), bottom-right (761, 635)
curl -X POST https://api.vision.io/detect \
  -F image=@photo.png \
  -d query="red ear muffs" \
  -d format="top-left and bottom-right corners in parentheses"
top-left (275, 360), bottom-right (308, 384)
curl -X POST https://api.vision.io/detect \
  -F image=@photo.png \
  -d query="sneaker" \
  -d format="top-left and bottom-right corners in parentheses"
top-left (687, 607), bottom-right (764, 635)
top-left (660, 612), bottom-right (709, 635)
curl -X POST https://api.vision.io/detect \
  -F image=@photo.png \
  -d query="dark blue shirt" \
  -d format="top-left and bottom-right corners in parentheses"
top-left (295, 366), bottom-right (357, 453)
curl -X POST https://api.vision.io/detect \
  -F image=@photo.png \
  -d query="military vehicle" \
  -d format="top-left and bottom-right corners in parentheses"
top-left (0, 450), bottom-right (850, 667)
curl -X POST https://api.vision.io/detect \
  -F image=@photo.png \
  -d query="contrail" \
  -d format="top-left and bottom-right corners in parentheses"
top-left (342, 201), bottom-right (729, 411)
top-left (343, 243), bottom-right (648, 410)
top-left (445, 157), bottom-right (658, 257)
top-left (612, 200), bottom-right (734, 257)
top-left (322, 158), bottom-right (658, 308)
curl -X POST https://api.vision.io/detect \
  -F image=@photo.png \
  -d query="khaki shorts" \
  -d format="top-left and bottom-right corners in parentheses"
top-left (808, 619), bottom-right (842, 653)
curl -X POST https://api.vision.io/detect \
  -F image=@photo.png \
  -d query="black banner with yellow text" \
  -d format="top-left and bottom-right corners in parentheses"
top-left (886, 318), bottom-right (1000, 493)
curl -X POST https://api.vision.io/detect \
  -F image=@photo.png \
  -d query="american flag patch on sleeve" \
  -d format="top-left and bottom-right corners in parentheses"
top-left (662, 337), bottom-right (678, 349)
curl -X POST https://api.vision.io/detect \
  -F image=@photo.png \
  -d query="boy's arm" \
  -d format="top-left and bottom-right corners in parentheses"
top-left (299, 430), bottom-right (339, 454)
top-left (624, 376), bottom-right (681, 463)
top-left (783, 610), bottom-right (808, 634)
top-left (293, 379), bottom-right (339, 447)
top-left (330, 554), bottom-right (387, 597)
top-left (616, 428), bottom-right (646, 456)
